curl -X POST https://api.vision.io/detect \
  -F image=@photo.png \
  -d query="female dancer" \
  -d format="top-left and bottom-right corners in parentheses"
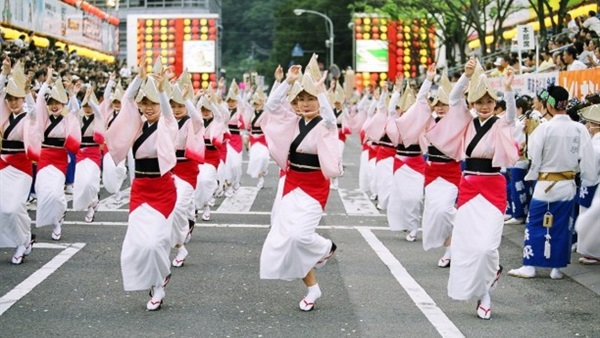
top-left (73, 87), bottom-right (104, 223)
top-left (223, 79), bottom-right (245, 196)
top-left (426, 58), bottom-right (518, 319)
top-left (246, 88), bottom-right (269, 188)
top-left (35, 69), bottom-right (81, 241)
top-left (169, 81), bottom-right (204, 266)
top-left (260, 59), bottom-right (341, 311)
top-left (0, 58), bottom-right (37, 264)
top-left (105, 59), bottom-right (177, 311)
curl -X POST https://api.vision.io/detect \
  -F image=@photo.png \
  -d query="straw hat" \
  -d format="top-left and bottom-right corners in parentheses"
top-left (111, 81), bottom-right (124, 102)
top-left (178, 69), bottom-right (194, 100)
top-left (81, 88), bottom-right (99, 107)
top-left (47, 76), bottom-right (69, 104)
top-left (579, 104), bottom-right (600, 124)
top-left (287, 79), bottom-right (304, 103)
top-left (170, 83), bottom-right (186, 105)
top-left (397, 81), bottom-right (416, 112)
top-left (467, 59), bottom-right (498, 103)
top-left (251, 86), bottom-right (266, 105)
top-left (135, 58), bottom-right (163, 103)
top-left (328, 82), bottom-right (345, 105)
top-left (431, 70), bottom-right (452, 106)
top-left (225, 79), bottom-right (240, 102)
top-left (305, 53), bottom-right (323, 84)
top-left (5, 61), bottom-right (26, 98)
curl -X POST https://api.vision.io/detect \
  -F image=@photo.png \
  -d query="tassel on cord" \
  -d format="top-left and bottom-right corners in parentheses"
top-left (543, 203), bottom-right (553, 259)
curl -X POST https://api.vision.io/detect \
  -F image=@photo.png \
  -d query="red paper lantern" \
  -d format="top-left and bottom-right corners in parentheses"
top-left (354, 18), bottom-right (362, 25)
top-left (169, 19), bottom-right (175, 26)
top-left (372, 18), bottom-right (379, 25)
top-left (209, 27), bottom-right (216, 34)
top-left (356, 26), bottom-right (362, 33)
top-left (370, 73), bottom-right (379, 81)
top-left (193, 34), bottom-right (200, 40)
top-left (154, 19), bottom-right (160, 26)
top-left (193, 74), bottom-right (201, 81)
top-left (372, 33), bottom-right (379, 40)
top-left (209, 74), bottom-right (217, 81)
top-left (372, 26), bottom-right (379, 33)
top-left (356, 33), bottom-right (363, 39)
top-left (209, 34), bottom-right (216, 40)
top-left (208, 19), bottom-right (216, 27)
top-left (192, 19), bottom-right (199, 26)
top-left (396, 64), bottom-right (403, 71)
top-left (193, 80), bottom-right (200, 88)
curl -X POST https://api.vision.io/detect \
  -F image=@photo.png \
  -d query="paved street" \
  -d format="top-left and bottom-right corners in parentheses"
top-left (1, 136), bottom-right (599, 338)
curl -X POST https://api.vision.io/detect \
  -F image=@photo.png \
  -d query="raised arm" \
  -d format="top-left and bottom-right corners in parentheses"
top-left (104, 73), bottom-right (116, 101)
top-left (502, 69), bottom-right (516, 126)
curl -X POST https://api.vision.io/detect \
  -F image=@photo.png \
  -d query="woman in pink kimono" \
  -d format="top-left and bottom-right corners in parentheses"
top-left (388, 79), bottom-right (425, 242)
top-left (73, 87), bottom-right (104, 223)
top-left (223, 80), bottom-right (246, 197)
top-left (169, 80), bottom-right (204, 267)
top-left (245, 89), bottom-right (270, 189)
top-left (426, 59), bottom-right (518, 319)
top-left (194, 91), bottom-right (225, 222)
top-left (350, 90), bottom-right (373, 196)
top-left (328, 80), bottom-right (351, 190)
top-left (0, 58), bottom-right (37, 264)
top-left (260, 60), bottom-right (341, 312)
top-left (413, 68), bottom-right (461, 267)
top-left (105, 60), bottom-right (178, 311)
top-left (34, 70), bottom-right (81, 241)
top-left (364, 83), bottom-right (396, 210)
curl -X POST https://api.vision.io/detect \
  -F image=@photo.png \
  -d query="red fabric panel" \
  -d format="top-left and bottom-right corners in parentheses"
top-left (456, 174), bottom-right (507, 213)
top-left (38, 148), bottom-right (68, 174)
top-left (0, 153), bottom-right (33, 176)
top-left (172, 160), bottom-right (199, 188)
top-left (393, 155), bottom-right (425, 174)
top-left (204, 148), bottom-right (220, 168)
top-left (424, 161), bottom-right (462, 187)
top-left (375, 145), bottom-right (396, 162)
top-left (283, 169), bottom-right (330, 210)
top-left (76, 146), bottom-right (102, 168)
top-left (129, 173), bottom-right (177, 219)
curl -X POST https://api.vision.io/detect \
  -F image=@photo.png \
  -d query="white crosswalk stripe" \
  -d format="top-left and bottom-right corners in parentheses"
top-left (216, 186), bottom-right (260, 212)
top-left (337, 188), bottom-right (380, 215)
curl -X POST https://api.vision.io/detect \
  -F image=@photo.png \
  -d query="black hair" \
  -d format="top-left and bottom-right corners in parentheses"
top-left (516, 96), bottom-right (532, 112)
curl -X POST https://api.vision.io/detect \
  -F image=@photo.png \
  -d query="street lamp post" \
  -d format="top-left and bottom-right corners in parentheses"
top-left (294, 8), bottom-right (334, 67)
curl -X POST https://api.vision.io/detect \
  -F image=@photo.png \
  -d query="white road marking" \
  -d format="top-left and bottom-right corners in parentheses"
top-left (97, 188), bottom-right (131, 211)
top-left (216, 186), bottom-right (260, 212)
top-left (357, 228), bottom-right (464, 338)
top-left (0, 243), bottom-right (86, 316)
top-left (338, 188), bottom-right (381, 215)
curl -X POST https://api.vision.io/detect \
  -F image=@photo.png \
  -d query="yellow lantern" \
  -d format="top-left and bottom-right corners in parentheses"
top-left (161, 19), bottom-right (167, 26)
top-left (161, 50), bottom-right (168, 56)
top-left (404, 64), bottom-right (410, 70)
top-left (363, 33), bottom-right (370, 40)
top-left (379, 80), bottom-right (385, 87)
top-left (362, 72), bottom-right (370, 80)
top-left (145, 50), bottom-right (152, 57)
top-left (420, 49), bottom-right (427, 56)
top-left (403, 56), bottom-right (411, 63)
top-left (420, 33), bottom-right (427, 40)
top-left (145, 35), bottom-right (152, 42)
top-left (202, 80), bottom-right (209, 88)
top-left (161, 34), bottom-right (167, 41)
top-left (185, 34), bottom-right (191, 40)
top-left (160, 27), bottom-right (167, 34)
top-left (161, 42), bottom-right (167, 49)
top-left (162, 57), bottom-right (167, 64)
top-left (200, 19), bottom-right (208, 26)
top-left (363, 18), bottom-right (371, 25)
top-left (184, 26), bottom-right (191, 33)
top-left (404, 48), bottom-right (410, 55)
top-left (201, 26), bottom-right (208, 34)
top-left (145, 27), bottom-right (152, 34)
top-left (381, 19), bottom-right (387, 25)
top-left (147, 65), bottom-right (153, 73)
top-left (404, 71), bottom-right (410, 78)
top-left (380, 73), bottom-right (387, 80)
top-left (363, 79), bottom-right (370, 86)
top-left (145, 42), bottom-right (152, 49)
top-left (184, 19), bottom-right (191, 25)
top-left (404, 26), bottom-right (410, 33)
top-left (380, 33), bottom-right (387, 40)
top-left (364, 25), bottom-right (371, 33)
top-left (201, 34), bottom-right (208, 41)
top-left (420, 56), bottom-right (427, 64)
top-left (380, 26), bottom-right (387, 33)
top-left (146, 19), bottom-right (153, 26)
top-left (202, 73), bottom-right (209, 80)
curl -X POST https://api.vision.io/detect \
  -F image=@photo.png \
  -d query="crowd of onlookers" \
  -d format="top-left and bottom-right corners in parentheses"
top-left (1, 30), bottom-right (126, 98)
top-left (484, 10), bottom-right (600, 76)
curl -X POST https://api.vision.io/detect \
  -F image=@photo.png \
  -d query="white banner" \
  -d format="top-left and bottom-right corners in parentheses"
top-left (183, 40), bottom-right (216, 73)
top-left (0, 0), bottom-right (118, 54)
top-left (488, 71), bottom-right (559, 98)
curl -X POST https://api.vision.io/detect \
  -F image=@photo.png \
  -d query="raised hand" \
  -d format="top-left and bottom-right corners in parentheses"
top-left (109, 72), bottom-right (116, 82)
top-left (286, 65), bottom-right (301, 84)
top-left (138, 58), bottom-right (147, 79)
top-left (182, 83), bottom-right (193, 100)
top-left (504, 68), bottom-right (514, 91)
top-left (1, 56), bottom-right (10, 76)
top-left (315, 71), bottom-right (328, 93)
top-left (152, 71), bottom-right (166, 93)
top-left (274, 65), bottom-right (283, 82)
top-left (426, 63), bottom-right (436, 81)
top-left (46, 67), bottom-right (54, 84)
top-left (464, 57), bottom-right (476, 78)
top-left (394, 75), bottom-right (403, 92)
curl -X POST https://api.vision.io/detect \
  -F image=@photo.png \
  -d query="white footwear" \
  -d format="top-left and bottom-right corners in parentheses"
top-left (508, 265), bottom-right (536, 278)
top-left (184, 219), bottom-right (195, 244)
top-left (257, 177), bottom-right (264, 189)
top-left (299, 284), bottom-right (322, 312)
top-left (504, 217), bottom-right (525, 225)
top-left (11, 245), bottom-right (27, 265)
top-left (172, 246), bottom-right (188, 267)
top-left (330, 178), bottom-right (339, 190)
top-left (405, 230), bottom-right (418, 242)
top-left (51, 220), bottom-right (63, 241)
top-left (503, 214), bottom-right (512, 221)
top-left (224, 186), bottom-right (234, 197)
top-left (64, 184), bottom-right (74, 194)
top-left (214, 186), bottom-right (224, 198)
top-left (84, 201), bottom-right (99, 223)
top-left (579, 256), bottom-right (600, 265)
top-left (437, 257), bottom-right (451, 268)
top-left (476, 293), bottom-right (492, 320)
top-left (207, 197), bottom-right (215, 207)
top-left (147, 285), bottom-right (165, 311)
top-left (202, 206), bottom-right (211, 221)
top-left (369, 194), bottom-right (377, 201)
top-left (550, 268), bottom-right (564, 280)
